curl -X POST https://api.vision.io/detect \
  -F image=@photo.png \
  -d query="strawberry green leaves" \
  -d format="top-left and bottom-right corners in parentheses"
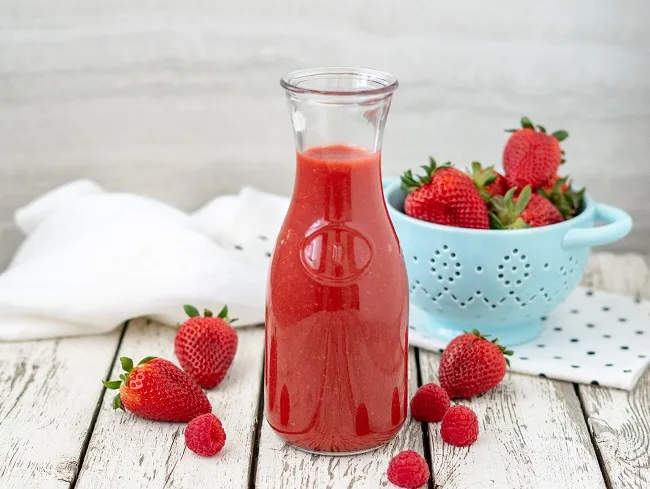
top-left (538, 177), bottom-right (585, 219)
top-left (520, 116), bottom-right (534, 130)
top-left (183, 304), bottom-right (237, 324)
top-left (552, 130), bottom-right (569, 142)
top-left (400, 157), bottom-right (451, 193)
top-left (489, 186), bottom-right (532, 230)
top-left (120, 357), bottom-right (134, 373)
top-left (217, 306), bottom-right (228, 320)
top-left (184, 305), bottom-right (201, 318)
top-left (112, 394), bottom-right (123, 410)
top-left (463, 329), bottom-right (514, 366)
top-left (504, 116), bottom-right (569, 143)
top-left (468, 161), bottom-right (506, 204)
top-left (102, 355), bottom-right (157, 410)
top-left (470, 161), bottom-right (497, 187)
top-left (217, 305), bottom-right (239, 324)
top-left (505, 116), bottom-right (545, 133)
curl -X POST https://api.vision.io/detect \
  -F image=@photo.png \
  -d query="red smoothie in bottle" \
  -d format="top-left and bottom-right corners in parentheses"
top-left (265, 144), bottom-right (409, 453)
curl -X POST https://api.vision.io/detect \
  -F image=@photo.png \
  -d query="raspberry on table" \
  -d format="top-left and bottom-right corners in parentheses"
top-left (387, 450), bottom-right (430, 488)
top-left (440, 405), bottom-right (479, 447)
top-left (410, 383), bottom-right (450, 422)
top-left (184, 413), bottom-right (226, 456)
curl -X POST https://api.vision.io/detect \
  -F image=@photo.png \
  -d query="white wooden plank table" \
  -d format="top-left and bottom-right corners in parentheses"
top-left (0, 252), bottom-right (648, 489)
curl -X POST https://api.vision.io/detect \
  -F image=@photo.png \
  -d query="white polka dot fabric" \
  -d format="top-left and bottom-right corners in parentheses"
top-left (409, 286), bottom-right (650, 390)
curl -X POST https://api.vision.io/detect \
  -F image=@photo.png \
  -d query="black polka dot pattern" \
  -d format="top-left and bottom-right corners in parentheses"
top-left (407, 286), bottom-right (649, 389)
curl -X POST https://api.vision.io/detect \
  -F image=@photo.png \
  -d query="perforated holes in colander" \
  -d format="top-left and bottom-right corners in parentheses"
top-left (430, 245), bottom-right (462, 287)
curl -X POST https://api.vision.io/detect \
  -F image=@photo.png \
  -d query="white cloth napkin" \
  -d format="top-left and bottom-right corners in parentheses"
top-left (410, 287), bottom-right (650, 390)
top-left (0, 180), bottom-right (289, 341)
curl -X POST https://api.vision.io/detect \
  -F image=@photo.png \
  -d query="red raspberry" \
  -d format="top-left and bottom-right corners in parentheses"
top-left (410, 383), bottom-right (450, 422)
top-left (440, 405), bottom-right (479, 447)
top-left (387, 450), bottom-right (430, 488)
top-left (184, 413), bottom-right (226, 456)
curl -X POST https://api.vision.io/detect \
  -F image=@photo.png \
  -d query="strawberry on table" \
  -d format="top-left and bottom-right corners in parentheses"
top-left (401, 157), bottom-right (490, 229)
top-left (103, 356), bottom-right (212, 422)
top-left (438, 329), bottom-right (513, 399)
top-left (175, 305), bottom-right (239, 389)
top-left (503, 116), bottom-right (568, 189)
top-left (469, 161), bottom-right (509, 202)
top-left (490, 186), bottom-right (564, 229)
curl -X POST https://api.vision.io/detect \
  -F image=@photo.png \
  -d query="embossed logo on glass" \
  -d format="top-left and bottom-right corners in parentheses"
top-left (300, 224), bottom-right (373, 286)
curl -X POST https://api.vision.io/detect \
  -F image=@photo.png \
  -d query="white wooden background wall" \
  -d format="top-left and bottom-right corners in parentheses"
top-left (1, 0), bottom-right (649, 266)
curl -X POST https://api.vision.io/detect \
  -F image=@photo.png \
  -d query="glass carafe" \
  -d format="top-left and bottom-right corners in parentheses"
top-left (265, 68), bottom-right (409, 455)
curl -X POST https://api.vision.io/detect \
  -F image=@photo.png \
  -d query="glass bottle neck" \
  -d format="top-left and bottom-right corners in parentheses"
top-left (292, 145), bottom-right (385, 223)
top-left (281, 68), bottom-right (398, 222)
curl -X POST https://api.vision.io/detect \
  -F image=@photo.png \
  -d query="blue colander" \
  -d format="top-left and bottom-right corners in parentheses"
top-left (383, 178), bottom-right (632, 346)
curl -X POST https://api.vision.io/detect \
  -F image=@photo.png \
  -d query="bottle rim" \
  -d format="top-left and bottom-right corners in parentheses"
top-left (280, 67), bottom-right (398, 98)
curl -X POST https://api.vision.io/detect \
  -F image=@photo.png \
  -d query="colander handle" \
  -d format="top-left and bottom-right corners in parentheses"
top-left (562, 203), bottom-right (633, 249)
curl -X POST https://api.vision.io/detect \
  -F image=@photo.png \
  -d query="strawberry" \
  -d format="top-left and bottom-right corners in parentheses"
top-left (175, 305), bottom-right (239, 389)
top-left (103, 356), bottom-right (211, 422)
top-left (469, 161), bottom-right (509, 203)
top-left (539, 175), bottom-right (585, 219)
top-left (438, 329), bottom-right (513, 399)
top-left (401, 157), bottom-right (490, 229)
top-left (440, 405), bottom-right (479, 447)
top-left (490, 186), bottom-right (564, 229)
top-left (503, 117), bottom-right (568, 189)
